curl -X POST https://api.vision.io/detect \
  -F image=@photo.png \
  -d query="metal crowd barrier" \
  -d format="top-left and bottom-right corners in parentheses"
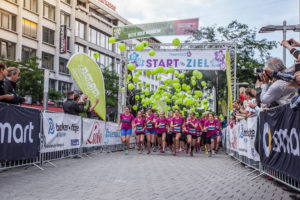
top-left (224, 113), bottom-right (300, 192)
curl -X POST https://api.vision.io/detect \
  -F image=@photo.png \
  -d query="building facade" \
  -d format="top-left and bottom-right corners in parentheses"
top-left (0, 0), bottom-right (161, 97)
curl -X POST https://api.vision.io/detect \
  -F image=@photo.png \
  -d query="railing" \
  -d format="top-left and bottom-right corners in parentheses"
top-left (0, 102), bottom-right (136, 171)
top-left (224, 104), bottom-right (300, 192)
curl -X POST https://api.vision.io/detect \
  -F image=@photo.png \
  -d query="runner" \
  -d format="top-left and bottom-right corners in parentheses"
top-left (153, 111), bottom-right (159, 152)
top-left (118, 106), bottom-right (135, 155)
top-left (181, 117), bottom-right (188, 152)
top-left (170, 109), bottom-right (184, 156)
top-left (186, 112), bottom-right (199, 156)
top-left (215, 116), bottom-right (222, 153)
top-left (200, 112), bottom-right (209, 154)
top-left (145, 109), bottom-right (156, 154)
top-left (133, 111), bottom-right (146, 154)
top-left (195, 114), bottom-right (203, 152)
top-left (167, 111), bottom-right (174, 152)
top-left (155, 111), bottom-right (169, 153)
top-left (203, 113), bottom-right (218, 157)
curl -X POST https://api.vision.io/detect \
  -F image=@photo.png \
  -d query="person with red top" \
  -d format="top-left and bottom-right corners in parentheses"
top-left (170, 109), bottom-right (185, 156)
top-left (133, 111), bottom-right (146, 154)
top-left (155, 111), bottom-right (169, 153)
top-left (240, 87), bottom-right (245, 102)
top-left (215, 116), bottom-right (223, 153)
top-left (145, 109), bottom-right (156, 154)
top-left (118, 106), bottom-right (135, 155)
top-left (186, 112), bottom-right (199, 156)
top-left (204, 113), bottom-right (218, 157)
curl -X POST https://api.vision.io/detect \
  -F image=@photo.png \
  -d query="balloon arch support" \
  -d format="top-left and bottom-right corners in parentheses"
top-left (117, 42), bottom-right (237, 119)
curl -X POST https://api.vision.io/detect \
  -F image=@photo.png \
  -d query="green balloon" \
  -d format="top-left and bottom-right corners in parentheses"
top-left (157, 66), bottom-right (164, 73)
top-left (119, 43), bottom-right (126, 51)
top-left (133, 77), bottom-right (139, 83)
top-left (121, 87), bottom-right (125, 92)
top-left (145, 83), bottom-right (150, 88)
top-left (192, 70), bottom-right (199, 77)
top-left (179, 73), bottom-right (185, 79)
top-left (127, 74), bottom-right (132, 81)
top-left (141, 95), bottom-right (145, 99)
top-left (142, 40), bottom-right (149, 47)
top-left (174, 71), bottom-right (179, 77)
top-left (133, 105), bottom-right (138, 111)
top-left (138, 82), bottom-right (143, 87)
top-left (197, 72), bottom-right (203, 80)
top-left (128, 83), bottom-right (134, 90)
top-left (173, 78), bottom-right (180, 84)
top-left (127, 63), bottom-right (135, 71)
top-left (135, 95), bottom-right (140, 101)
top-left (93, 52), bottom-right (99, 59)
top-left (149, 50), bottom-right (156, 57)
top-left (218, 101), bottom-right (221, 105)
top-left (109, 37), bottom-right (116, 44)
top-left (173, 38), bottom-right (180, 46)
top-left (191, 80), bottom-right (196, 86)
top-left (145, 90), bottom-right (150, 96)
top-left (207, 94), bottom-right (211, 98)
top-left (146, 70), bottom-right (152, 76)
top-left (182, 84), bottom-right (187, 90)
top-left (201, 81), bottom-right (207, 87)
top-left (186, 85), bottom-right (191, 91)
top-left (191, 76), bottom-right (196, 81)
top-left (157, 75), bottom-right (161, 80)
top-left (135, 43), bottom-right (144, 51)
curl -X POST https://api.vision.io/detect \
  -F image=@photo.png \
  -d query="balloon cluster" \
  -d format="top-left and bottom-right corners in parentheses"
top-left (108, 37), bottom-right (211, 115)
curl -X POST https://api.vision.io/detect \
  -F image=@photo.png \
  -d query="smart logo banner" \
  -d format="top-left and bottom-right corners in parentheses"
top-left (128, 49), bottom-right (227, 70)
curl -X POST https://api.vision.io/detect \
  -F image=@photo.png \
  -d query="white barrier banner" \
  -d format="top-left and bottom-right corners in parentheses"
top-left (246, 117), bottom-right (260, 161)
top-left (42, 113), bottom-right (81, 153)
top-left (104, 122), bottom-right (136, 145)
top-left (82, 118), bottom-right (106, 147)
top-left (237, 120), bottom-right (248, 157)
top-left (225, 127), bottom-right (231, 150)
top-left (230, 124), bottom-right (239, 152)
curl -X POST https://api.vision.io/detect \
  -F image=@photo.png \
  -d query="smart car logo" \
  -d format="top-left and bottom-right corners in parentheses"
top-left (47, 118), bottom-right (55, 135)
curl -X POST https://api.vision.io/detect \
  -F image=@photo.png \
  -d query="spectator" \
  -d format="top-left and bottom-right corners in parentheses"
top-left (78, 94), bottom-right (99, 118)
top-left (0, 63), bottom-right (14, 102)
top-left (239, 87), bottom-right (245, 102)
top-left (259, 58), bottom-right (296, 107)
top-left (244, 88), bottom-right (257, 116)
top-left (63, 91), bottom-right (84, 115)
top-left (3, 67), bottom-right (27, 104)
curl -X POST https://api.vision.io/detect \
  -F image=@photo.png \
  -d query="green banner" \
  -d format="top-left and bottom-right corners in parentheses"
top-left (226, 50), bottom-right (233, 111)
top-left (67, 54), bottom-right (106, 121)
top-left (113, 18), bottom-right (199, 41)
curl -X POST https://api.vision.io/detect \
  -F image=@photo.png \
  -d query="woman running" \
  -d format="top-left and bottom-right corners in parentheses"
top-left (215, 116), bottom-right (222, 153)
top-left (200, 112), bottom-right (209, 154)
top-left (167, 111), bottom-right (174, 152)
top-left (203, 113), bottom-right (218, 157)
top-left (186, 112), bottom-right (199, 156)
top-left (118, 106), bottom-right (135, 155)
top-left (153, 111), bottom-right (159, 152)
top-left (195, 117), bottom-right (203, 152)
top-left (145, 109), bottom-right (156, 154)
top-left (133, 111), bottom-right (146, 154)
top-left (170, 110), bottom-right (184, 156)
top-left (155, 111), bottom-right (169, 153)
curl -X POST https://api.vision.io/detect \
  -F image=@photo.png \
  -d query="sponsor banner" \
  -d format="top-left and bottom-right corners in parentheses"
top-left (225, 126), bottom-right (231, 151)
top-left (230, 124), bottom-right (239, 152)
top-left (104, 122), bottom-right (136, 145)
top-left (128, 49), bottom-right (227, 71)
top-left (246, 116), bottom-right (260, 161)
top-left (0, 103), bottom-right (40, 162)
top-left (82, 118), bottom-right (106, 147)
top-left (67, 53), bottom-right (106, 121)
top-left (41, 113), bottom-right (81, 153)
top-left (259, 104), bottom-right (300, 181)
top-left (113, 18), bottom-right (199, 41)
top-left (225, 50), bottom-right (233, 111)
top-left (237, 120), bottom-right (247, 157)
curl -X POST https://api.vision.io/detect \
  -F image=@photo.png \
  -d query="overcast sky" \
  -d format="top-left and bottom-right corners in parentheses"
top-left (110, 0), bottom-right (300, 67)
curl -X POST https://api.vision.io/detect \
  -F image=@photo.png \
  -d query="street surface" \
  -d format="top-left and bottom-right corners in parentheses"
top-left (0, 149), bottom-right (294, 200)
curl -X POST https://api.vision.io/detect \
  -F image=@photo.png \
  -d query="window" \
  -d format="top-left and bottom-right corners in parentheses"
top-left (89, 28), bottom-right (97, 44)
top-left (77, 0), bottom-right (86, 8)
top-left (22, 18), bottom-right (37, 38)
top-left (22, 46), bottom-right (36, 61)
top-left (42, 27), bottom-right (54, 44)
top-left (75, 20), bottom-right (85, 39)
top-left (58, 81), bottom-right (72, 97)
top-left (100, 32), bottom-right (105, 48)
top-left (59, 57), bottom-right (69, 74)
top-left (60, 12), bottom-right (70, 27)
top-left (42, 52), bottom-right (54, 70)
top-left (0, 40), bottom-right (15, 60)
top-left (7, 0), bottom-right (17, 3)
top-left (0, 10), bottom-right (16, 31)
top-left (49, 79), bottom-right (56, 90)
top-left (23, 0), bottom-right (38, 13)
top-left (61, 0), bottom-right (70, 4)
top-left (43, 3), bottom-right (55, 21)
top-left (74, 43), bottom-right (85, 53)
top-left (66, 36), bottom-right (70, 51)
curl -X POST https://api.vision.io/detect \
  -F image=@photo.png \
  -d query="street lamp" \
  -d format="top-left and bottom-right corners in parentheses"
top-left (259, 20), bottom-right (300, 66)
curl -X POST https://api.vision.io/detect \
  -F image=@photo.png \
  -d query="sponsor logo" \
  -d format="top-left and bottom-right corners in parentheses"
top-left (0, 122), bottom-right (34, 144)
top-left (87, 121), bottom-right (102, 145)
top-left (240, 123), bottom-right (244, 138)
top-left (263, 122), bottom-right (300, 157)
top-left (71, 139), bottom-right (79, 146)
top-left (47, 118), bottom-right (55, 135)
top-left (55, 123), bottom-right (79, 133)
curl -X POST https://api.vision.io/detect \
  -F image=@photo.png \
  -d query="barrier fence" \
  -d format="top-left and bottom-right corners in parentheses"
top-left (0, 103), bottom-right (136, 171)
top-left (224, 104), bottom-right (300, 192)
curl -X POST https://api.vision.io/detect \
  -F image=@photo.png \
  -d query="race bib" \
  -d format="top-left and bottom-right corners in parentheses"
top-left (189, 128), bottom-right (196, 134)
top-left (159, 124), bottom-right (166, 128)
top-left (174, 127), bottom-right (181, 132)
top-left (137, 127), bottom-right (143, 132)
top-left (147, 124), bottom-right (153, 129)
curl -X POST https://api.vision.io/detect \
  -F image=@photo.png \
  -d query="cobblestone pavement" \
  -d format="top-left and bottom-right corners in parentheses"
top-left (0, 149), bottom-right (295, 200)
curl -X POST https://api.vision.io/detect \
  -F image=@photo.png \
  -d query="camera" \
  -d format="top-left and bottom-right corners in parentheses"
top-left (288, 40), bottom-right (293, 46)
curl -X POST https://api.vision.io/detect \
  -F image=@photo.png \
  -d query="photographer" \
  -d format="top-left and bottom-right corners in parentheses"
top-left (259, 58), bottom-right (296, 108)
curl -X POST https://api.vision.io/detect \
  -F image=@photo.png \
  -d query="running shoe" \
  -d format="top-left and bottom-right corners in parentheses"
top-left (208, 151), bottom-right (212, 157)
top-left (125, 150), bottom-right (129, 155)
top-left (153, 147), bottom-right (157, 152)
top-left (190, 151), bottom-right (193, 157)
top-left (173, 151), bottom-right (176, 156)
top-left (176, 149), bottom-right (179, 153)
top-left (138, 150), bottom-right (142, 154)
top-left (212, 150), bottom-right (215, 155)
top-left (147, 150), bottom-right (151, 154)
top-left (186, 149), bottom-right (189, 154)
top-left (215, 149), bottom-right (218, 154)
top-left (161, 149), bottom-right (165, 153)
top-left (205, 151), bottom-right (208, 155)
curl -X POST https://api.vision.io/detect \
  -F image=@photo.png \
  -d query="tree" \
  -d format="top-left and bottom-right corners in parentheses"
top-left (102, 67), bottom-right (119, 107)
top-left (0, 57), bottom-right (44, 104)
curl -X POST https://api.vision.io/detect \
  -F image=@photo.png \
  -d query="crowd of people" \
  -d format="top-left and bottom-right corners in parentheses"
top-left (118, 106), bottom-right (225, 157)
top-left (230, 38), bottom-right (300, 125)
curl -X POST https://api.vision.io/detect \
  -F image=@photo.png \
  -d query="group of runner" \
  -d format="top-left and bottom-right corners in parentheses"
top-left (118, 106), bottom-right (223, 157)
